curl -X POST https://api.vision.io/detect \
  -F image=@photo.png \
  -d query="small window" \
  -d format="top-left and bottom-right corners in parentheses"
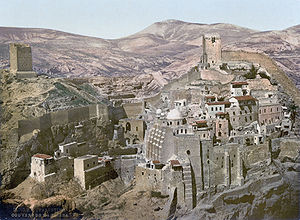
top-left (66, 149), bottom-right (69, 153)
top-left (233, 112), bottom-right (235, 115)
top-left (211, 107), bottom-right (213, 111)
top-left (215, 107), bottom-right (218, 111)
top-left (212, 37), bottom-right (216, 43)
top-left (250, 115), bottom-right (252, 120)
top-left (219, 107), bottom-right (222, 111)
top-left (136, 127), bottom-right (138, 131)
top-left (218, 131), bottom-right (222, 137)
top-left (87, 164), bottom-right (90, 167)
top-left (203, 133), bottom-right (206, 138)
top-left (219, 124), bottom-right (222, 128)
top-left (270, 108), bottom-right (272, 112)
top-left (264, 109), bottom-right (266, 113)
top-left (245, 117), bottom-right (248, 122)
top-left (93, 161), bottom-right (96, 165)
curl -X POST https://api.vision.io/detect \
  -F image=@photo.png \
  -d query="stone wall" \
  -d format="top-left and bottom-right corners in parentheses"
top-left (9, 43), bottom-right (33, 72)
top-left (135, 165), bottom-right (163, 191)
top-left (222, 50), bottom-right (300, 105)
top-left (122, 102), bottom-right (144, 118)
top-left (17, 104), bottom-right (110, 139)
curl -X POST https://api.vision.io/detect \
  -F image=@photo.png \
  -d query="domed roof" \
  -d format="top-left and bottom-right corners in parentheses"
top-left (166, 109), bottom-right (183, 120)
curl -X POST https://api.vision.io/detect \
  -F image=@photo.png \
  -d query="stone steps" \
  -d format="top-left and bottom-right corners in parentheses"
top-left (182, 163), bottom-right (193, 209)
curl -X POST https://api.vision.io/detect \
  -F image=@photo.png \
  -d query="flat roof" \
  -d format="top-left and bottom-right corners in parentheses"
top-left (207, 101), bottom-right (231, 105)
top-left (33, 154), bottom-right (52, 159)
top-left (231, 82), bottom-right (248, 85)
top-left (75, 155), bottom-right (97, 160)
top-left (170, 160), bottom-right (181, 166)
top-left (234, 95), bottom-right (257, 101)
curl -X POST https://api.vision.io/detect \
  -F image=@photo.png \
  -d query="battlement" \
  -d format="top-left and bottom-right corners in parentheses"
top-left (201, 33), bottom-right (222, 68)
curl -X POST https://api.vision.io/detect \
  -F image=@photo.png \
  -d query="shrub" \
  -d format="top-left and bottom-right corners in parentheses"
top-left (244, 65), bottom-right (258, 79)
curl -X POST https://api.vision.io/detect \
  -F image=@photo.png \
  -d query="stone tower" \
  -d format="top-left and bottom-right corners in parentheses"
top-left (9, 43), bottom-right (36, 78)
top-left (201, 33), bottom-right (221, 67)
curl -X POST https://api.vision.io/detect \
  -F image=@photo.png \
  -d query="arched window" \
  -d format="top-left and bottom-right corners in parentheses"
top-left (126, 122), bottom-right (131, 131)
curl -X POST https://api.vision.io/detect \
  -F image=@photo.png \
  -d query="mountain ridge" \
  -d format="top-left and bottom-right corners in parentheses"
top-left (0, 20), bottom-right (299, 90)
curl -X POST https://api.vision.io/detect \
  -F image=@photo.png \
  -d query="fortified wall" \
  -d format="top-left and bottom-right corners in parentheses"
top-left (17, 101), bottom-right (144, 141)
top-left (17, 104), bottom-right (110, 140)
top-left (222, 50), bottom-right (300, 105)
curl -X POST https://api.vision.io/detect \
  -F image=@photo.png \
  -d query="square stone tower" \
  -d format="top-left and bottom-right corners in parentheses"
top-left (201, 33), bottom-right (221, 67)
top-left (9, 43), bottom-right (37, 78)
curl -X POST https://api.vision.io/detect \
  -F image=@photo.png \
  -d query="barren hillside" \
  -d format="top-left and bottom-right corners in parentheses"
top-left (0, 20), bottom-right (299, 89)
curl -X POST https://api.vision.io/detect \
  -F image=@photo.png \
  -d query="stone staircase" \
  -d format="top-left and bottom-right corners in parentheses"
top-left (182, 163), bottom-right (193, 210)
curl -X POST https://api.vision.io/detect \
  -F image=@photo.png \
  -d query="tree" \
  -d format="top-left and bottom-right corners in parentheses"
top-left (288, 103), bottom-right (299, 131)
top-left (244, 65), bottom-right (258, 79)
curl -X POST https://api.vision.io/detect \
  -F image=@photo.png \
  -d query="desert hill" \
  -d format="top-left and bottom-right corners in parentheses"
top-left (0, 20), bottom-right (299, 90)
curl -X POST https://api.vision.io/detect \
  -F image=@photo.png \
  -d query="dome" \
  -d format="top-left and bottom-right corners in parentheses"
top-left (166, 109), bottom-right (183, 120)
top-left (156, 109), bottom-right (162, 114)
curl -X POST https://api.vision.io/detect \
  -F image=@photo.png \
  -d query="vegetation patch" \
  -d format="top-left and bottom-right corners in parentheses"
top-left (151, 191), bottom-right (169, 198)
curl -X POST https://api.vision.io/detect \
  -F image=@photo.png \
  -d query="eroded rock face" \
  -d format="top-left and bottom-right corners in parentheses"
top-left (180, 146), bottom-right (300, 220)
top-left (0, 118), bottom-right (113, 189)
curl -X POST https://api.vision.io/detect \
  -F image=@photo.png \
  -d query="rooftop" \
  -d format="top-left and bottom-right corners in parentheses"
top-left (170, 160), bottom-right (181, 166)
top-left (234, 95), bottom-right (257, 101)
top-left (231, 82), bottom-right (248, 85)
top-left (207, 101), bottom-right (231, 106)
top-left (166, 108), bottom-right (183, 120)
top-left (75, 155), bottom-right (97, 160)
top-left (33, 154), bottom-right (52, 159)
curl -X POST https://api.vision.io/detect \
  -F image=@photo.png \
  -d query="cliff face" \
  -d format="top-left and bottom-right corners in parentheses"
top-left (0, 70), bottom-right (113, 189)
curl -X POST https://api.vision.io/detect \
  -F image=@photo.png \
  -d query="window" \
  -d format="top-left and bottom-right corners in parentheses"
top-left (66, 149), bottom-right (69, 153)
top-left (211, 107), bottom-right (213, 111)
top-left (212, 37), bottom-right (216, 43)
top-left (250, 116), bottom-right (252, 120)
top-left (277, 107), bottom-right (279, 111)
top-left (218, 131), bottom-right (222, 137)
top-left (259, 109), bottom-right (261, 114)
top-left (181, 129), bottom-right (183, 133)
top-left (219, 124), bottom-right (222, 128)
top-left (93, 161), bottom-right (96, 165)
top-left (264, 109), bottom-right (266, 113)
top-left (240, 111), bottom-right (242, 115)
top-left (126, 122), bottom-right (131, 131)
top-left (136, 127), bottom-right (138, 131)
top-left (203, 133), bottom-right (206, 138)
top-left (233, 112), bottom-right (236, 115)
top-left (219, 107), bottom-right (222, 111)
top-left (215, 107), bottom-right (218, 111)
top-left (87, 164), bottom-right (90, 167)
top-left (245, 117), bottom-right (248, 122)
top-left (185, 129), bottom-right (187, 134)
top-left (270, 108), bottom-right (272, 112)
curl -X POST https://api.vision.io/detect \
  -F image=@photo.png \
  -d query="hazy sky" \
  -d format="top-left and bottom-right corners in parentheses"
top-left (0, 0), bottom-right (299, 39)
